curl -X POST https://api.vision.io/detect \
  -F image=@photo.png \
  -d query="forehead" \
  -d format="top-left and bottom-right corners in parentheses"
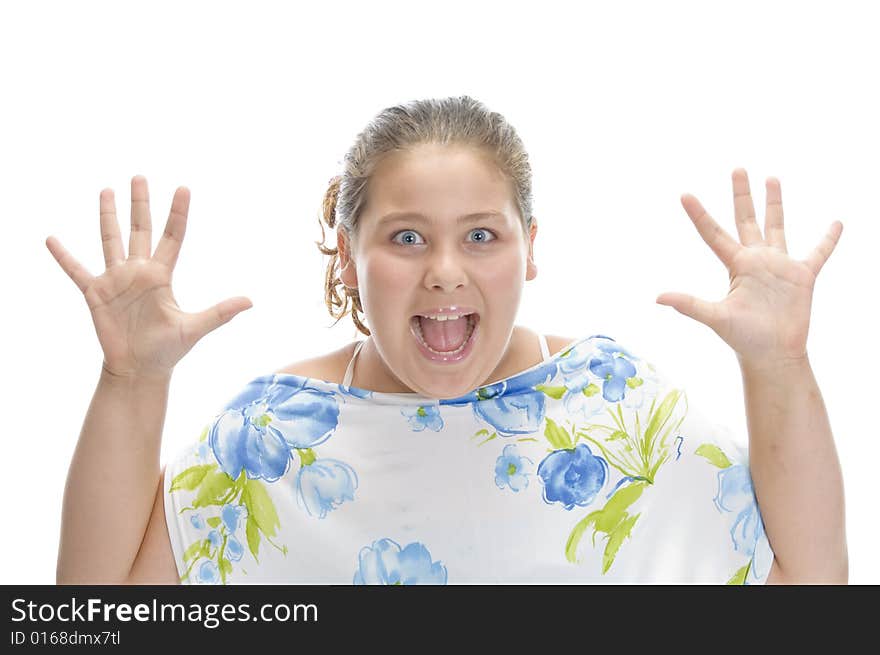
top-left (364, 144), bottom-right (516, 222)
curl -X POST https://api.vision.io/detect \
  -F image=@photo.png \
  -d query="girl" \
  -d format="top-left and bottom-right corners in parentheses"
top-left (49, 96), bottom-right (846, 584)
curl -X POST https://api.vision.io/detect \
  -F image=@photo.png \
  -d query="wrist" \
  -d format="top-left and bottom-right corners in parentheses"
top-left (100, 361), bottom-right (174, 386)
top-left (737, 351), bottom-right (811, 377)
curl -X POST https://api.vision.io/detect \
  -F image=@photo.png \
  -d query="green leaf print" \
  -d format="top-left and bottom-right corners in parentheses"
top-left (603, 513), bottom-right (641, 574)
top-left (695, 443), bottom-right (733, 469)
top-left (192, 470), bottom-right (235, 509)
top-left (470, 428), bottom-right (498, 447)
top-left (556, 382), bottom-right (689, 574)
top-left (219, 555), bottom-right (233, 584)
top-left (170, 464), bottom-right (216, 492)
top-left (726, 561), bottom-right (751, 585)
top-left (575, 388), bottom-right (687, 484)
top-left (242, 478), bottom-right (280, 537)
top-left (582, 383), bottom-right (600, 398)
top-left (535, 384), bottom-right (567, 400)
top-left (239, 477), bottom-right (286, 563)
top-left (565, 480), bottom-right (648, 571)
top-left (207, 517), bottom-right (221, 528)
top-left (641, 389), bottom-right (682, 474)
top-left (544, 417), bottom-right (574, 450)
top-left (183, 539), bottom-right (208, 564)
top-left (246, 514), bottom-right (262, 561)
top-left (180, 539), bottom-right (211, 583)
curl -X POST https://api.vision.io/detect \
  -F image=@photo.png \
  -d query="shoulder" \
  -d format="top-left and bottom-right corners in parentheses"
top-left (546, 334), bottom-right (579, 356)
top-left (272, 341), bottom-right (359, 384)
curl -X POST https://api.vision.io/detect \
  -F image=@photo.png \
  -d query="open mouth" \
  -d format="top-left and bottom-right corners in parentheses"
top-left (410, 313), bottom-right (479, 358)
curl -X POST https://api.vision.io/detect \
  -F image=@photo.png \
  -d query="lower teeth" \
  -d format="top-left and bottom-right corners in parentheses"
top-left (415, 316), bottom-right (474, 355)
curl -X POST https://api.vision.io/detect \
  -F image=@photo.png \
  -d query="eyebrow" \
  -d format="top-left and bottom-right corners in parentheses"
top-left (377, 211), bottom-right (506, 226)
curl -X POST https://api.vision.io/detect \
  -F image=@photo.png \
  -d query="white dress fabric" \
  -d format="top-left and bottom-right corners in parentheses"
top-left (163, 333), bottom-right (775, 585)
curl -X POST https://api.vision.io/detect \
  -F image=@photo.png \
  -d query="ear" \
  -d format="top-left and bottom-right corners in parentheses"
top-left (337, 227), bottom-right (359, 289)
top-left (525, 217), bottom-right (538, 281)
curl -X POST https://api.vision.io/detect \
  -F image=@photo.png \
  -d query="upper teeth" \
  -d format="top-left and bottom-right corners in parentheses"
top-left (420, 313), bottom-right (471, 321)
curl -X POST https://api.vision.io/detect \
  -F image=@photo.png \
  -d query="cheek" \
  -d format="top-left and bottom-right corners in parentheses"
top-left (481, 250), bottom-right (527, 291)
top-left (358, 258), bottom-right (410, 314)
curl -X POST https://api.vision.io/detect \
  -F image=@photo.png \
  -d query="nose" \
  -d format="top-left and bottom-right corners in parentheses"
top-left (423, 242), bottom-right (467, 293)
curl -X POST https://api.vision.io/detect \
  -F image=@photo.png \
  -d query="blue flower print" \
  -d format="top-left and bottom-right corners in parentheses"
top-left (557, 338), bottom-right (630, 393)
top-left (212, 414), bottom-right (291, 482)
top-left (557, 341), bottom-right (629, 419)
top-left (556, 341), bottom-right (595, 390)
top-left (618, 362), bottom-right (659, 412)
top-left (184, 501), bottom-right (250, 583)
top-left (221, 504), bottom-right (245, 533)
top-left (588, 342), bottom-right (639, 403)
top-left (713, 464), bottom-right (773, 583)
top-left (401, 404), bottom-right (444, 431)
top-left (196, 560), bottom-right (220, 584)
top-left (538, 443), bottom-right (609, 510)
top-left (296, 457), bottom-right (358, 519)
top-left (207, 529), bottom-right (222, 548)
top-left (506, 357), bottom-right (561, 395)
top-left (209, 377), bottom-right (341, 482)
top-left (353, 538), bottom-right (447, 585)
top-left (225, 535), bottom-right (244, 562)
top-left (495, 444), bottom-right (533, 492)
top-left (562, 376), bottom-right (605, 421)
top-left (474, 393), bottom-right (546, 436)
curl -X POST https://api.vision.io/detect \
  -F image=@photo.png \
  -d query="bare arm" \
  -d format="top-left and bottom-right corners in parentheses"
top-left (126, 467), bottom-right (179, 584)
top-left (741, 356), bottom-right (848, 584)
top-left (56, 368), bottom-right (173, 584)
top-left (47, 176), bottom-right (252, 584)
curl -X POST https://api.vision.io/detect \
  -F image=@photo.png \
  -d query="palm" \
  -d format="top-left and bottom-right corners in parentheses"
top-left (86, 259), bottom-right (186, 376)
top-left (46, 176), bottom-right (253, 378)
top-left (721, 246), bottom-right (815, 362)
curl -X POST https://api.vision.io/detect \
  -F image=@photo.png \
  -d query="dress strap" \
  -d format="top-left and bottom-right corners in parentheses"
top-left (342, 340), bottom-right (366, 387)
top-left (538, 333), bottom-right (551, 362)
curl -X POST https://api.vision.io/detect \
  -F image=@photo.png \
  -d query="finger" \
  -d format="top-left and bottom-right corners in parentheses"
top-left (129, 175), bottom-right (153, 259)
top-left (803, 221), bottom-right (843, 278)
top-left (764, 177), bottom-right (788, 253)
top-left (182, 297), bottom-right (254, 348)
top-left (680, 193), bottom-right (741, 269)
top-left (656, 292), bottom-right (723, 333)
top-left (45, 235), bottom-right (95, 294)
top-left (153, 186), bottom-right (190, 272)
top-left (99, 188), bottom-right (125, 268)
top-left (732, 168), bottom-right (763, 246)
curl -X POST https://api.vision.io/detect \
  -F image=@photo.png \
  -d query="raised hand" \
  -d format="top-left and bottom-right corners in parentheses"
top-left (655, 168), bottom-right (843, 369)
top-left (46, 175), bottom-right (253, 379)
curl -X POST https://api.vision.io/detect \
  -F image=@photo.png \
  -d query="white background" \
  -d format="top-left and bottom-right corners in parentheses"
top-left (1, 0), bottom-right (876, 583)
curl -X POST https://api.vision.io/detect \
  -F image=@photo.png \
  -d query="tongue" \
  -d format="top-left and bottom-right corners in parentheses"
top-left (418, 315), bottom-right (470, 351)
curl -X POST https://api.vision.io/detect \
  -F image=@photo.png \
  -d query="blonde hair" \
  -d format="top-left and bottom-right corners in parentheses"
top-left (315, 95), bottom-right (535, 337)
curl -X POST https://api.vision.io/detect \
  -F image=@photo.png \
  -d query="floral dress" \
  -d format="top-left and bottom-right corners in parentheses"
top-left (163, 334), bottom-right (775, 585)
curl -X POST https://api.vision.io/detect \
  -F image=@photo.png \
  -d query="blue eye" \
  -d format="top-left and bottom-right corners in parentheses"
top-left (468, 228), bottom-right (496, 243)
top-left (392, 230), bottom-right (424, 246)
top-left (391, 228), bottom-right (497, 246)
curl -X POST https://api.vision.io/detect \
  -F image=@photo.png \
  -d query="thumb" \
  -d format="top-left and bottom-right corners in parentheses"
top-left (186, 296), bottom-right (253, 344)
top-left (656, 292), bottom-right (719, 330)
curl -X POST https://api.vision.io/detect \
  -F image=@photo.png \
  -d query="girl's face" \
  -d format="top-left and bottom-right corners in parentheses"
top-left (337, 142), bottom-right (538, 399)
